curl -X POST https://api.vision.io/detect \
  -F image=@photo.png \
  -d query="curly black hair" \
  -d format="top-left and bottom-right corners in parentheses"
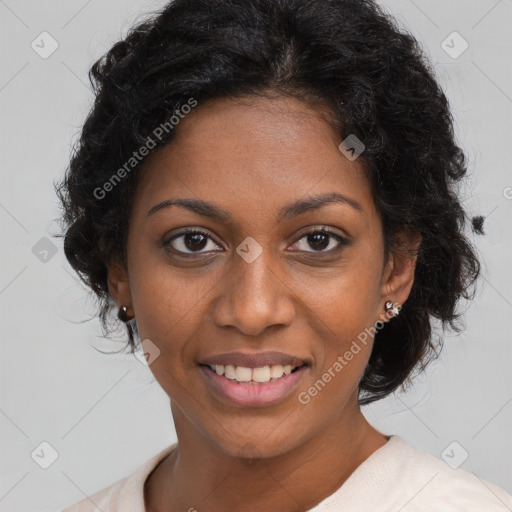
top-left (55, 0), bottom-right (482, 406)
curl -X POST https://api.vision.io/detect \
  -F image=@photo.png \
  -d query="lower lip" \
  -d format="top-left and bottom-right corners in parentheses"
top-left (199, 365), bottom-right (308, 407)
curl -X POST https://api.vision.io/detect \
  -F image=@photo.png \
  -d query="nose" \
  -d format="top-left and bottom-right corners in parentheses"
top-left (211, 248), bottom-right (295, 337)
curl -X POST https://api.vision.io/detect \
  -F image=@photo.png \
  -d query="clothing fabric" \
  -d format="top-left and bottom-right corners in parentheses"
top-left (61, 435), bottom-right (512, 511)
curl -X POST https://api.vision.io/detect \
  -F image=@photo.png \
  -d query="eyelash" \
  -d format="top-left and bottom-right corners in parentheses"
top-left (162, 227), bottom-right (349, 257)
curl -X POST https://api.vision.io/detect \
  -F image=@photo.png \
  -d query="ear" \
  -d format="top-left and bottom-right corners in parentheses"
top-left (379, 229), bottom-right (422, 316)
top-left (107, 258), bottom-right (133, 312)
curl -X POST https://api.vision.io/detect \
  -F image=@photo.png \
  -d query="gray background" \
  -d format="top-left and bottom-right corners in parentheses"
top-left (1, 0), bottom-right (511, 510)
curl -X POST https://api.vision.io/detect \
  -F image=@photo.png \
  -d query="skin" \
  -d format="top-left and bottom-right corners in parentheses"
top-left (107, 94), bottom-right (420, 512)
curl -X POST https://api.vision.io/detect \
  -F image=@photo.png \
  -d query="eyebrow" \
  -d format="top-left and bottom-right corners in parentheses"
top-left (146, 192), bottom-right (362, 221)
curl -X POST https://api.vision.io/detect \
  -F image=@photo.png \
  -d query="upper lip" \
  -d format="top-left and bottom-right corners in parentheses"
top-left (199, 351), bottom-right (307, 368)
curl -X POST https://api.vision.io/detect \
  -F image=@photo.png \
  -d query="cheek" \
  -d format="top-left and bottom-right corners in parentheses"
top-left (301, 255), bottom-right (382, 334)
top-left (126, 249), bottom-right (213, 371)
top-left (297, 255), bottom-right (382, 387)
top-left (131, 275), bottom-right (206, 357)
top-left (295, 292), bottom-right (377, 413)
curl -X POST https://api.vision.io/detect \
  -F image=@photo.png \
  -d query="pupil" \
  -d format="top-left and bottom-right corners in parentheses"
top-left (185, 233), bottom-right (207, 251)
top-left (309, 233), bottom-right (329, 251)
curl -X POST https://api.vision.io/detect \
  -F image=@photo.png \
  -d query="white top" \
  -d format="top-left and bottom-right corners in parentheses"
top-left (61, 435), bottom-right (512, 511)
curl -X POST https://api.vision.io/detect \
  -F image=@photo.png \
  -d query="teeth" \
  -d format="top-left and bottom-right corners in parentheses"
top-left (224, 364), bottom-right (236, 380)
top-left (209, 363), bottom-right (302, 383)
top-left (269, 365), bottom-right (284, 378)
top-left (252, 366), bottom-right (270, 382)
top-left (235, 366), bottom-right (252, 382)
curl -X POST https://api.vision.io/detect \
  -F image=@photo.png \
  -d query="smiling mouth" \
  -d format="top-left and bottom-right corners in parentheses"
top-left (200, 363), bottom-right (306, 384)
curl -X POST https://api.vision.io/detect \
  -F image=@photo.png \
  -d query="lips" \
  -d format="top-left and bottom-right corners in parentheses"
top-left (198, 351), bottom-right (310, 407)
top-left (199, 364), bottom-right (308, 407)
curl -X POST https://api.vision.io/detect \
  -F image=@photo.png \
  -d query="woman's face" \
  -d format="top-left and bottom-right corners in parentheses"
top-left (109, 95), bottom-right (415, 457)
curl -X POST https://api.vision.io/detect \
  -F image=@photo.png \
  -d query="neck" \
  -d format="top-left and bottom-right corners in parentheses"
top-left (145, 398), bottom-right (388, 512)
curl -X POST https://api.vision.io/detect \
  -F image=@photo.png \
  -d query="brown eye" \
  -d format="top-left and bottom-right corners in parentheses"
top-left (163, 230), bottom-right (222, 255)
top-left (291, 228), bottom-right (348, 253)
top-left (307, 232), bottom-right (330, 251)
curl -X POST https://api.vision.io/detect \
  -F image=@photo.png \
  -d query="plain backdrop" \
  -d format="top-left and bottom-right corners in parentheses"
top-left (1, 0), bottom-right (511, 510)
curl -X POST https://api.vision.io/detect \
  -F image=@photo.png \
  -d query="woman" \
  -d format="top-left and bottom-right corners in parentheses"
top-left (57, 0), bottom-right (512, 510)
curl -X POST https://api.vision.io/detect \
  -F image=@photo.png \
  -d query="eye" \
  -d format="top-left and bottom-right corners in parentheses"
top-left (163, 226), bottom-right (349, 257)
top-left (290, 228), bottom-right (348, 253)
top-left (163, 229), bottom-right (222, 255)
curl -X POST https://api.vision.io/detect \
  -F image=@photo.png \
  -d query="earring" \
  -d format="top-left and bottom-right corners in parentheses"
top-left (117, 305), bottom-right (134, 322)
top-left (384, 300), bottom-right (401, 318)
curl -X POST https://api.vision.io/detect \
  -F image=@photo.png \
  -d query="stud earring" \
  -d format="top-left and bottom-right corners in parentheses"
top-left (117, 305), bottom-right (134, 322)
top-left (384, 300), bottom-right (401, 318)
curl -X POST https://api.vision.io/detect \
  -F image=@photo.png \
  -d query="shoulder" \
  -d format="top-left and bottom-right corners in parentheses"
top-left (385, 436), bottom-right (512, 511)
top-left (59, 444), bottom-right (176, 512)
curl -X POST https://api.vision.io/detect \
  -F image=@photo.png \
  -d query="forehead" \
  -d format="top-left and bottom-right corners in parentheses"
top-left (131, 95), bottom-right (376, 225)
